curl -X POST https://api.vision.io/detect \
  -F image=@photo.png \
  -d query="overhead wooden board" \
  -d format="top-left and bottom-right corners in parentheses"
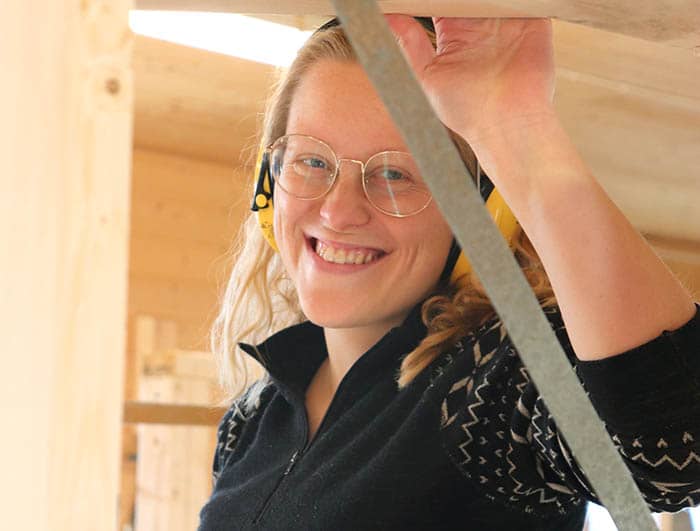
top-left (133, 35), bottom-right (276, 165)
top-left (136, 0), bottom-right (700, 49)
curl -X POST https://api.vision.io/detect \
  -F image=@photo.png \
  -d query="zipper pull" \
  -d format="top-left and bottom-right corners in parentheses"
top-left (284, 450), bottom-right (300, 476)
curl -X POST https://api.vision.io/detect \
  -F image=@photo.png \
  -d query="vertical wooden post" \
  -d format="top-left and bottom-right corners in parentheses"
top-left (132, 318), bottom-right (219, 531)
top-left (0, 1), bottom-right (133, 530)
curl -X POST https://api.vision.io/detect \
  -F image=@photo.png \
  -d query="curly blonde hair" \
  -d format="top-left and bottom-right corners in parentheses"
top-left (211, 22), bottom-right (556, 408)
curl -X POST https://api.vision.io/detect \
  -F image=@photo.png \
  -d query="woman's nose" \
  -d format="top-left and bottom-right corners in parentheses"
top-left (318, 159), bottom-right (372, 230)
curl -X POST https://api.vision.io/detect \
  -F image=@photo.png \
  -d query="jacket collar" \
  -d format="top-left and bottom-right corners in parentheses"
top-left (238, 301), bottom-right (428, 398)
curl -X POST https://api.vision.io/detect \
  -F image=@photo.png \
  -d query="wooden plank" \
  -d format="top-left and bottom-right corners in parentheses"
top-left (128, 275), bottom-right (220, 325)
top-left (133, 35), bottom-right (275, 165)
top-left (134, 0), bottom-right (700, 49)
top-left (134, 355), bottom-right (220, 531)
top-left (646, 235), bottom-right (700, 267)
top-left (129, 235), bottom-right (229, 282)
top-left (553, 22), bottom-right (700, 105)
top-left (121, 316), bottom-right (179, 530)
top-left (127, 316), bottom-right (212, 352)
top-left (130, 193), bottom-right (242, 247)
top-left (142, 349), bottom-right (220, 381)
top-left (120, 429), bottom-right (138, 530)
top-left (0, 1), bottom-right (133, 530)
top-left (124, 402), bottom-right (226, 425)
top-left (553, 76), bottom-right (700, 242)
top-left (131, 148), bottom-right (250, 209)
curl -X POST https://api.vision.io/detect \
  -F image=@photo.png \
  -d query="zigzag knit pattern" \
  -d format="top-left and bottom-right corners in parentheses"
top-left (438, 306), bottom-right (700, 518)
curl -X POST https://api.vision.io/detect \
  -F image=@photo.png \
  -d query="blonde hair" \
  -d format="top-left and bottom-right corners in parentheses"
top-left (211, 23), bottom-right (556, 409)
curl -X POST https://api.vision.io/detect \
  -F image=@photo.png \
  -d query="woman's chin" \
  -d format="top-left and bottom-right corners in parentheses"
top-left (301, 301), bottom-right (365, 329)
top-left (299, 291), bottom-right (373, 329)
top-left (298, 291), bottom-right (409, 332)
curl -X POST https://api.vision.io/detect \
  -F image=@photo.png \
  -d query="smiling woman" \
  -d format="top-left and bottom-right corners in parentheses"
top-left (198, 15), bottom-right (700, 531)
top-left (275, 59), bottom-right (455, 347)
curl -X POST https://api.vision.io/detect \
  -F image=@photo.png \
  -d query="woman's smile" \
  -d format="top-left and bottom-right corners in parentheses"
top-left (314, 238), bottom-right (382, 265)
top-left (308, 236), bottom-right (387, 266)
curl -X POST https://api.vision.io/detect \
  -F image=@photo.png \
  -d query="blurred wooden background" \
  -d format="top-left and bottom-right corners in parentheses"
top-left (4, 2), bottom-right (698, 530)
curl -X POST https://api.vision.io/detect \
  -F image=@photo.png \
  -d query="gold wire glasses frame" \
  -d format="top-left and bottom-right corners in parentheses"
top-left (266, 133), bottom-right (434, 218)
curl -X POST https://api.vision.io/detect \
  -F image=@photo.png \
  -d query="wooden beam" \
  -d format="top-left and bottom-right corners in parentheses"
top-left (124, 401), bottom-right (227, 426)
top-left (133, 35), bottom-right (275, 165)
top-left (553, 75), bottom-right (700, 242)
top-left (645, 235), bottom-right (700, 266)
top-left (553, 22), bottom-right (700, 105)
top-left (134, 0), bottom-right (700, 49)
top-left (1, 1), bottom-right (133, 530)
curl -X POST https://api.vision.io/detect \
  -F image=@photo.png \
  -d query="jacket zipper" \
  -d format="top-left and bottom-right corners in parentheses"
top-left (252, 449), bottom-right (300, 524)
top-left (249, 391), bottom-right (336, 525)
top-left (251, 357), bottom-right (362, 525)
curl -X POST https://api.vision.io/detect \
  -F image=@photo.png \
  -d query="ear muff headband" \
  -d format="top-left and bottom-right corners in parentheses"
top-left (251, 143), bottom-right (519, 288)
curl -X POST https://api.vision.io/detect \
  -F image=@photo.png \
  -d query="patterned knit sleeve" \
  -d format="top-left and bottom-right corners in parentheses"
top-left (211, 381), bottom-right (268, 488)
top-left (212, 404), bottom-right (236, 487)
top-left (438, 304), bottom-right (700, 519)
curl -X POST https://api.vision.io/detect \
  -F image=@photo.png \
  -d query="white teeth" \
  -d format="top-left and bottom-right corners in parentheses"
top-left (314, 239), bottom-right (325, 259)
top-left (313, 239), bottom-right (379, 265)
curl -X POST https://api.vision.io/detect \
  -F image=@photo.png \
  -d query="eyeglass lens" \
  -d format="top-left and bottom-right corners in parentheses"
top-left (269, 134), bottom-right (432, 216)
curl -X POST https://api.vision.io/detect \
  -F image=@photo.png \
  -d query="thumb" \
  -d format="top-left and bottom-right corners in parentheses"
top-left (385, 15), bottom-right (435, 80)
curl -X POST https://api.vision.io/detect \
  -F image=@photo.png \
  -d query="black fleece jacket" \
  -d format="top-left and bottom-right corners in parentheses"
top-left (198, 303), bottom-right (700, 530)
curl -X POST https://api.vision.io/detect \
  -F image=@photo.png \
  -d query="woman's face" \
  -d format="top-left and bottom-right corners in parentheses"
top-left (274, 59), bottom-right (453, 332)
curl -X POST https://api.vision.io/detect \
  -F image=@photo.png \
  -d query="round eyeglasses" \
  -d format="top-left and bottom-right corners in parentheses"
top-left (267, 134), bottom-right (433, 218)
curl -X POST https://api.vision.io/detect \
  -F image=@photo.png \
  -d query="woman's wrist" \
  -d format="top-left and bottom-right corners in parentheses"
top-left (460, 106), bottom-right (593, 224)
top-left (459, 104), bottom-right (560, 157)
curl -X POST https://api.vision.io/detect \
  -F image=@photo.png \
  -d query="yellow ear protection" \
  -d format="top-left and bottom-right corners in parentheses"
top-left (251, 147), bottom-right (278, 252)
top-left (443, 162), bottom-right (520, 287)
top-left (250, 142), bottom-right (520, 288)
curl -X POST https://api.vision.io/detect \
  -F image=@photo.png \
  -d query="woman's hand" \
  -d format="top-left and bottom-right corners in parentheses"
top-left (386, 15), bottom-right (555, 146)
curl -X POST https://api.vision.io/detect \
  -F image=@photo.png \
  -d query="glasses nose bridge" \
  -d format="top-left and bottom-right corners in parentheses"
top-left (335, 157), bottom-right (366, 177)
top-left (327, 157), bottom-right (366, 193)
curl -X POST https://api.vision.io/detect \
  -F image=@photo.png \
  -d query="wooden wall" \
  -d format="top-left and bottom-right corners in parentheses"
top-left (128, 148), bottom-right (250, 351)
top-left (2, 1), bottom-right (133, 530)
top-left (120, 36), bottom-right (275, 530)
top-left (121, 149), bottom-right (252, 530)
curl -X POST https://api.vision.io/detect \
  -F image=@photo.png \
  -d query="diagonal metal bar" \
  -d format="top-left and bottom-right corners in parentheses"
top-left (330, 1), bottom-right (657, 530)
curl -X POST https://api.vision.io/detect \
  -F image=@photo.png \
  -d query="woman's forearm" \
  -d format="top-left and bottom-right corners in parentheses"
top-left (468, 111), bottom-right (696, 360)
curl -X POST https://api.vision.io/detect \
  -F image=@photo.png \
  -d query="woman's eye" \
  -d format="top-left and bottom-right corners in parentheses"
top-left (301, 157), bottom-right (327, 169)
top-left (378, 168), bottom-right (410, 182)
